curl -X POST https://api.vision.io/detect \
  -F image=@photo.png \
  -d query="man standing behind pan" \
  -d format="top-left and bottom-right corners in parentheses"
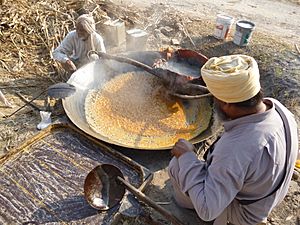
top-left (52, 14), bottom-right (106, 72)
top-left (168, 55), bottom-right (298, 225)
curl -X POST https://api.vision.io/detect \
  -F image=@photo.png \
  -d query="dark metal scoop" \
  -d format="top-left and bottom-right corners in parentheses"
top-left (46, 82), bottom-right (76, 99)
top-left (4, 82), bottom-right (76, 118)
top-left (89, 51), bottom-right (211, 99)
top-left (84, 164), bottom-right (184, 225)
top-left (84, 164), bottom-right (125, 210)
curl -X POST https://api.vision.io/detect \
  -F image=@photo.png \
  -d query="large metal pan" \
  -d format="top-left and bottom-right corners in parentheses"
top-left (62, 50), bottom-right (219, 150)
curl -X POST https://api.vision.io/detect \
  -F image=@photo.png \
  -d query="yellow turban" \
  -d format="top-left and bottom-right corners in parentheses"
top-left (201, 55), bottom-right (261, 103)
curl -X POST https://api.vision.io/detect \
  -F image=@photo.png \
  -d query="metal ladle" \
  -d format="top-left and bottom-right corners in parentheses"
top-left (89, 51), bottom-right (211, 100)
top-left (84, 164), bottom-right (126, 211)
top-left (4, 82), bottom-right (76, 118)
top-left (84, 164), bottom-right (185, 225)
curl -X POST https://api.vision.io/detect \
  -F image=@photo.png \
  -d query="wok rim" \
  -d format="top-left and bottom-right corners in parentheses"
top-left (62, 50), bottom-right (220, 150)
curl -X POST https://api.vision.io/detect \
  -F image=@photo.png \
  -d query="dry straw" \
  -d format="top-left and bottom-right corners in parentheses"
top-left (0, 0), bottom-right (141, 79)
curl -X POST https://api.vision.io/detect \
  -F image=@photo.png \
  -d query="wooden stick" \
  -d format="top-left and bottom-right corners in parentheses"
top-left (117, 176), bottom-right (185, 225)
top-left (295, 44), bottom-right (300, 54)
top-left (38, 2), bottom-right (72, 19)
top-left (0, 60), bottom-right (11, 72)
top-left (138, 173), bottom-right (153, 192)
top-left (91, 5), bottom-right (100, 14)
top-left (181, 22), bottom-right (196, 48)
top-left (94, 51), bottom-right (159, 78)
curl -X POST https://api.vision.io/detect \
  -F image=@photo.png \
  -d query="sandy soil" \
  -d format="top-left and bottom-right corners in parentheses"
top-left (116, 0), bottom-right (300, 44)
top-left (0, 0), bottom-right (299, 224)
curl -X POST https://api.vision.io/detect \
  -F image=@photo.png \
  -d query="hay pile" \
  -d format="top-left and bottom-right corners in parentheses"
top-left (0, 0), bottom-right (200, 82)
top-left (0, 0), bottom-right (141, 79)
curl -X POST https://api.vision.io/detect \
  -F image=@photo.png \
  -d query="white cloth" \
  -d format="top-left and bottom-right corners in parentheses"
top-left (168, 98), bottom-right (298, 225)
top-left (37, 111), bottom-right (52, 130)
top-left (52, 30), bottom-right (106, 67)
top-left (76, 14), bottom-right (96, 34)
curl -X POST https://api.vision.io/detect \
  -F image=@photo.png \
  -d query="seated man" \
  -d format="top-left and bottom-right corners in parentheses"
top-left (52, 14), bottom-right (106, 72)
top-left (168, 55), bottom-right (298, 225)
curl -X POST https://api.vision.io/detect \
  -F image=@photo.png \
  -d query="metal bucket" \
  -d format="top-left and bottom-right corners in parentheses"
top-left (62, 50), bottom-right (219, 150)
top-left (233, 20), bottom-right (255, 46)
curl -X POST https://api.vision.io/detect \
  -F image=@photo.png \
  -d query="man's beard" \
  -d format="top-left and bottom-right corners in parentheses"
top-left (80, 37), bottom-right (88, 41)
top-left (213, 101), bottom-right (230, 124)
top-left (79, 34), bottom-right (90, 41)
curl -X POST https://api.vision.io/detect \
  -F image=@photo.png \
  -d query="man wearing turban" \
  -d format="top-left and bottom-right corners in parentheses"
top-left (52, 14), bottom-right (106, 72)
top-left (168, 55), bottom-right (298, 225)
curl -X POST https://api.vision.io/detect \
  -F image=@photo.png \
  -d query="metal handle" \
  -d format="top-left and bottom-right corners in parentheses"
top-left (89, 51), bottom-right (159, 76)
top-left (171, 92), bottom-right (212, 99)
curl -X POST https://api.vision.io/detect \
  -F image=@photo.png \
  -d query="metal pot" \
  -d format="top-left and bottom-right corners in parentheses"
top-left (62, 50), bottom-right (218, 150)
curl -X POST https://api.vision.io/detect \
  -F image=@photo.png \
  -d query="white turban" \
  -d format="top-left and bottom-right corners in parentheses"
top-left (76, 14), bottom-right (96, 34)
top-left (201, 55), bottom-right (261, 103)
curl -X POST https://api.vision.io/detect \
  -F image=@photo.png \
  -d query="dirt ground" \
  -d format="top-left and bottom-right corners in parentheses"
top-left (0, 0), bottom-right (300, 224)
top-left (116, 0), bottom-right (300, 45)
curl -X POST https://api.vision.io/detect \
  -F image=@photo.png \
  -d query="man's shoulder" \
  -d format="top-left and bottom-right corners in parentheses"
top-left (66, 30), bottom-right (77, 37)
top-left (265, 97), bottom-right (296, 125)
top-left (214, 123), bottom-right (271, 163)
top-left (264, 97), bottom-right (289, 114)
top-left (62, 30), bottom-right (77, 41)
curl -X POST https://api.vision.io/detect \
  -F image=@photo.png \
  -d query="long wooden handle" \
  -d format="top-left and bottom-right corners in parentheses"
top-left (117, 176), bottom-right (185, 225)
top-left (91, 51), bottom-right (211, 100)
top-left (94, 51), bottom-right (160, 77)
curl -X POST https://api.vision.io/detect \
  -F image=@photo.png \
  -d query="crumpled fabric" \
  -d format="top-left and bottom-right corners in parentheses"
top-left (201, 55), bottom-right (261, 103)
top-left (76, 14), bottom-right (97, 53)
top-left (37, 111), bottom-right (52, 130)
top-left (76, 14), bottom-right (96, 35)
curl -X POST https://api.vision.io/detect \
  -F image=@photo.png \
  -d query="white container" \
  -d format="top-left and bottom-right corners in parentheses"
top-left (103, 19), bottom-right (126, 47)
top-left (126, 29), bottom-right (148, 51)
top-left (214, 14), bottom-right (234, 40)
top-left (233, 20), bottom-right (255, 46)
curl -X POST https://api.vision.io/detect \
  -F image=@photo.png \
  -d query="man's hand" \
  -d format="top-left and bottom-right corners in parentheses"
top-left (65, 59), bottom-right (77, 72)
top-left (171, 139), bottom-right (196, 158)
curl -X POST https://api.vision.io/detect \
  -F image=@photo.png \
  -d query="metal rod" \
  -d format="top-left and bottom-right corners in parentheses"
top-left (91, 51), bottom-right (158, 78)
top-left (90, 51), bottom-right (212, 100)
top-left (171, 92), bottom-right (212, 99)
top-left (0, 85), bottom-right (39, 89)
top-left (3, 91), bottom-right (45, 118)
top-left (15, 92), bottom-right (42, 111)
